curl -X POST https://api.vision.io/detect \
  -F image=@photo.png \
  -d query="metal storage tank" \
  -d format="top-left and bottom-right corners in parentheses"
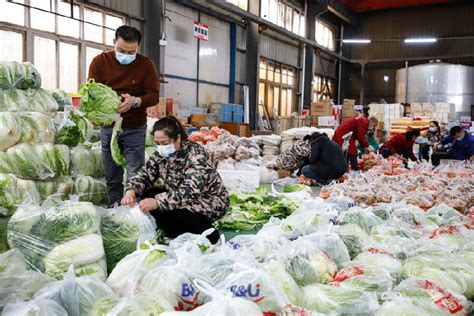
top-left (396, 62), bottom-right (474, 118)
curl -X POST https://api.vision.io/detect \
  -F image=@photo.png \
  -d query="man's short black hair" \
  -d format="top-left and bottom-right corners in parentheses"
top-left (115, 25), bottom-right (141, 44)
top-left (449, 125), bottom-right (463, 137)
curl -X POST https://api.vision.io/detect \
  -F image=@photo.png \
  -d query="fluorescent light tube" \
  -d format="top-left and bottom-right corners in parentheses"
top-left (404, 38), bottom-right (437, 43)
top-left (342, 39), bottom-right (371, 44)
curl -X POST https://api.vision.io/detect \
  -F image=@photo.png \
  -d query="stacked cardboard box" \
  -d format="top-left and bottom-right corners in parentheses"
top-left (342, 99), bottom-right (357, 121)
top-left (146, 97), bottom-right (167, 118)
top-left (368, 103), bottom-right (404, 133)
top-left (390, 117), bottom-right (432, 136)
top-left (410, 102), bottom-right (455, 123)
top-left (310, 101), bottom-right (334, 127)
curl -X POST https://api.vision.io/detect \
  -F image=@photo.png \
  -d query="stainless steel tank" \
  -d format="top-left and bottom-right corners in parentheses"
top-left (396, 62), bottom-right (474, 118)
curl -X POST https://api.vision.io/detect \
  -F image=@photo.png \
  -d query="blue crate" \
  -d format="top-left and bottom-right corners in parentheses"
top-left (222, 103), bottom-right (233, 113)
top-left (233, 113), bottom-right (243, 123)
top-left (232, 104), bottom-right (244, 114)
top-left (221, 113), bottom-right (233, 122)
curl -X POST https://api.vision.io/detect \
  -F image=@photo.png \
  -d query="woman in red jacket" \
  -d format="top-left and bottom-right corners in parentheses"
top-left (333, 111), bottom-right (378, 171)
top-left (380, 129), bottom-right (420, 162)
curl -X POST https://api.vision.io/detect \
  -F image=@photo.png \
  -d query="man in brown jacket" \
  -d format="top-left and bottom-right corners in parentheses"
top-left (88, 25), bottom-right (159, 206)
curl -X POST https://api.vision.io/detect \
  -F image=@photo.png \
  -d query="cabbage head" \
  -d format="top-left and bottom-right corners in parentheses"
top-left (0, 112), bottom-right (21, 151)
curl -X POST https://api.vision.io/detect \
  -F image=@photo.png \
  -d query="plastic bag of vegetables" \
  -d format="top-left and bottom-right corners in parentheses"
top-left (161, 280), bottom-right (263, 316)
top-left (0, 249), bottom-right (54, 311)
top-left (7, 200), bottom-right (107, 280)
top-left (334, 223), bottom-right (371, 259)
top-left (282, 237), bottom-right (337, 287)
top-left (0, 216), bottom-right (9, 253)
top-left (376, 296), bottom-right (448, 316)
top-left (99, 205), bottom-right (157, 273)
top-left (16, 178), bottom-right (41, 204)
top-left (106, 239), bottom-right (174, 296)
top-left (281, 199), bottom-right (338, 235)
top-left (0, 152), bottom-right (12, 174)
top-left (70, 144), bottom-right (104, 177)
top-left (50, 89), bottom-right (72, 111)
top-left (393, 279), bottom-right (471, 316)
top-left (0, 61), bottom-right (41, 90)
top-left (302, 283), bottom-right (379, 315)
top-left (73, 176), bottom-right (107, 205)
top-left (34, 177), bottom-right (74, 202)
top-left (137, 263), bottom-right (211, 311)
top-left (0, 89), bottom-right (58, 113)
top-left (19, 112), bottom-right (56, 144)
top-left (78, 79), bottom-right (126, 167)
top-left (168, 229), bottom-right (217, 267)
top-left (337, 206), bottom-right (383, 233)
top-left (217, 264), bottom-right (289, 314)
top-left (303, 230), bottom-right (351, 268)
top-left (34, 267), bottom-right (115, 316)
top-left (6, 143), bottom-right (70, 180)
top-left (92, 293), bottom-right (173, 316)
top-left (56, 108), bottom-right (94, 147)
top-left (0, 112), bottom-right (21, 151)
top-left (0, 174), bottom-right (22, 216)
top-left (263, 260), bottom-right (302, 306)
top-left (2, 298), bottom-right (67, 316)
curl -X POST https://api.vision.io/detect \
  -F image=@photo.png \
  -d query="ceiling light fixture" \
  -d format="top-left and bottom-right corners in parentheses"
top-left (404, 38), bottom-right (437, 43)
top-left (342, 39), bottom-right (371, 44)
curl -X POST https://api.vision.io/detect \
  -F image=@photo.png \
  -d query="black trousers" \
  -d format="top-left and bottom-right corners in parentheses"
top-left (431, 151), bottom-right (453, 167)
top-left (142, 187), bottom-right (220, 244)
top-left (348, 154), bottom-right (358, 171)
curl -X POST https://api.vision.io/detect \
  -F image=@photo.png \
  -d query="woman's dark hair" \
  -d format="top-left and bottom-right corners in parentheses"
top-left (430, 121), bottom-right (439, 128)
top-left (406, 129), bottom-right (420, 140)
top-left (362, 106), bottom-right (370, 118)
top-left (152, 116), bottom-right (188, 141)
top-left (305, 132), bottom-right (327, 142)
top-left (115, 25), bottom-right (141, 44)
top-left (449, 126), bottom-right (463, 137)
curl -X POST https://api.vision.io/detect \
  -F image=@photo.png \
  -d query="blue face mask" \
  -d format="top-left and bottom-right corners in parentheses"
top-left (115, 52), bottom-right (136, 65)
top-left (429, 127), bottom-right (437, 133)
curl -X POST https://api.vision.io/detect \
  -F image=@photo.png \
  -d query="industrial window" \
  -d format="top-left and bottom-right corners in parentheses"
top-left (0, 30), bottom-right (23, 62)
top-left (315, 20), bottom-right (335, 51)
top-left (226, 0), bottom-right (248, 11)
top-left (259, 58), bottom-right (298, 117)
top-left (0, 0), bottom-right (127, 93)
top-left (261, 0), bottom-right (305, 36)
top-left (313, 75), bottom-right (334, 102)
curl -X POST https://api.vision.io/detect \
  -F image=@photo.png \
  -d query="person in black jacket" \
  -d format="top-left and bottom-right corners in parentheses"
top-left (299, 132), bottom-right (347, 185)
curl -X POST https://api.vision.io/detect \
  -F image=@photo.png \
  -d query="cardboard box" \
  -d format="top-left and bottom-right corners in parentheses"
top-left (311, 102), bottom-right (332, 116)
top-left (318, 116), bottom-right (335, 127)
top-left (190, 114), bottom-right (206, 125)
top-left (146, 102), bottom-right (166, 118)
top-left (166, 98), bottom-right (179, 116)
top-left (342, 104), bottom-right (357, 118)
top-left (343, 99), bottom-right (356, 106)
top-left (175, 116), bottom-right (189, 125)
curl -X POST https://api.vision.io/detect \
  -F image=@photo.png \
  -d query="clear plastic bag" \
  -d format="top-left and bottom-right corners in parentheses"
top-left (263, 260), bottom-right (302, 306)
top-left (16, 178), bottom-right (41, 205)
top-left (50, 89), bottom-right (72, 111)
top-left (93, 292), bottom-right (173, 316)
top-left (0, 62), bottom-right (41, 90)
top-left (337, 206), bottom-right (383, 233)
top-left (56, 108), bottom-right (94, 146)
top-left (7, 200), bottom-right (107, 280)
top-left (73, 176), bottom-right (107, 205)
top-left (2, 298), bottom-right (67, 316)
top-left (0, 174), bottom-right (22, 216)
top-left (301, 283), bottom-right (379, 315)
top-left (35, 177), bottom-right (74, 202)
top-left (0, 111), bottom-right (21, 151)
top-left (99, 205), bottom-right (157, 274)
top-left (34, 267), bottom-right (115, 316)
top-left (19, 112), bottom-right (56, 144)
top-left (168, 229), bottom-right (216, 267)
top-left (303, 230), bottom-right (351, 268)
top-left (70, 144), bottom-right (105, 177)
top-left (259, 165), bottom-right (279, 184)
top-left (106, 239), bottom-right (175, 296)
top-left (0, 89), bottom-right (58, 113)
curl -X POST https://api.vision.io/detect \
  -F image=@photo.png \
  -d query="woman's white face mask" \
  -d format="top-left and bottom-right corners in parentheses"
top-left (155, 144), bottom-right (177, 158)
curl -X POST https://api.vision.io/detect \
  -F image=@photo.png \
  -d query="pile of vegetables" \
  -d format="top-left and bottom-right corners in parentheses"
top-left (0, 62), bottom-right (41, 90)
top-left (78, 79), bottom-right (125, 167)
top-left (215, 186), bottom-right (300, 231)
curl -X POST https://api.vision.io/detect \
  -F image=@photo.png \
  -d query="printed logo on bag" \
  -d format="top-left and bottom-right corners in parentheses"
top-left (366, 247), bottom-right (394, 257)
top-left (227, 241), bottom-right (242, 250)
top-left (416, 280), bottom-right (464, 314)
top-left (230, 283), bottom-right (266, 302)
top-left (174, 283), bottom-right (202, 311)
top-left (330, 266), bottom-right (364, 284)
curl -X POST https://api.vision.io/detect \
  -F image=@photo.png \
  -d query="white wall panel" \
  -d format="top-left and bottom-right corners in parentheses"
top-left (164, 2), bottom-right (198, 78)
top-left (260, 35), bottom-right (299, 67)
top-left (237, 25), bottom-right (246, 50)
top-left (235, 51), bottom-right (245, 83)
top-left (199, 14), bottom-right (230, 84)
top-left (165, 78), bottom-right (197, 108)
top-left (198, 83), bottom-right (228, 106)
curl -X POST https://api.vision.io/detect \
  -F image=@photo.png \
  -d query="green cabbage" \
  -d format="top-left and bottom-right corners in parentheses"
top-left (73, 176), bottom-right (107, 205)
top-left (0, 216), bottom-right (10, 253)
top-left (0, 61), bottom-right (41, 90)
top-left (50, 89), bottom-right (72, 111)
top-left (16, 178), bottom-right (41, 204)
top-left (283, 184), bottom-right (309, 193)
top-left (6, 143), bottom-right (70, 179)
top-left (0, 89), bottom-right (58, 113)
top-left (78, 80), bottom-right (125, 167)
top-left (0, 174), bottom-right (22, 217)
top-left (70, 145), bottom-right (104, 177)
top-left (3, 298), bottom-right (68, 316)
top-left (56, 111), bottom-right (94, 146)
top-left (0, 112), bottom-right (21, 151)
top-left (0, 152), bottom-right (11, 174)
top-left (264, 260), bottom-right (302, 306)
top-left (34, 177), bottom-right (74, 201)
top-left (100, 205), bottom-right (157, 273)
top-left (302, 284), bottom-right (379, 314)
top-left (92, 293), bottom-right (173, 316)
top-left (19, 112), bottom-right (56, 144)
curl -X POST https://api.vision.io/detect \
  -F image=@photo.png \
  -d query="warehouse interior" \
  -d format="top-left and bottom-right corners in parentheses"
top-left (1, 0), bottom-right (473, 129)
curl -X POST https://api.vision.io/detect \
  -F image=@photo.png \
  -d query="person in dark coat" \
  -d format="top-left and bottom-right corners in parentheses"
top-left (431, 126), bottom-right (474, 166)
top-left (299, 132), bottom-right (347, 185)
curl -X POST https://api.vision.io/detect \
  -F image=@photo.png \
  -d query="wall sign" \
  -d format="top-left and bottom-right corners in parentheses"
top-left (193, 22), bottom-right (209, 41)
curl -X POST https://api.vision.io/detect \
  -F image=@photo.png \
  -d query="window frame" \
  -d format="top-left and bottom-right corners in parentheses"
top-left (261, 0), bottom-right (305, 36)
top-left (0, 0), bottom-right (128, 92)
top-left (259, 58), bottom-right (298, 117)
top-left (315, 19), bottom-right (336, 51)
top-left (312, 74), bottom-right (335, 102)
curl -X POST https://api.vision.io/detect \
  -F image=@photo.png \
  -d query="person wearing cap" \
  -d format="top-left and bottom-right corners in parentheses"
top-left (431, 126), bottom-right (474, 166)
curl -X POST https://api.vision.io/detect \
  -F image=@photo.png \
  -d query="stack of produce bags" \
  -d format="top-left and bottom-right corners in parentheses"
top-left (1, 190), bottom-right (473, 315)
top-left (280, 127), bottom-right (334, 152)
